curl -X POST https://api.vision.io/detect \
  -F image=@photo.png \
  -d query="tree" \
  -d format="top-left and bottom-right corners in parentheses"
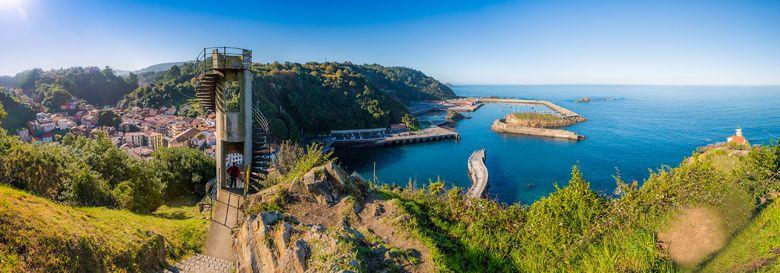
top-left (401, 113), bottom-right (420, 131)
top-left (97, 110), bottom-right (122, 128)
top-left (126, 160), bottom-right (164, 213)
top-left (38, 84), bottom-right (72, 112)
top-left (152, 147), bottom-right (215, 199)
top-left (0, 99), bottom-right (6, 122)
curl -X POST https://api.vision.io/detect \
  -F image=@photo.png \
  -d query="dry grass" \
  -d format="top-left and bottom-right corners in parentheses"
top-left (658, 206), bottom-right (727, 267)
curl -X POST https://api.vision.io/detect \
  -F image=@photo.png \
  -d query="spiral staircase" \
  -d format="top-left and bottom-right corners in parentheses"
top-left (194, 47), bottom-right (273, 194)
top-left (194, 70), bottom-right (222, 112)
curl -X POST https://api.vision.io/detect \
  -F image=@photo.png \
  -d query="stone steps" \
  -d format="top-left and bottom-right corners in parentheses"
top-left (164, 254), bottom-right (234, 273)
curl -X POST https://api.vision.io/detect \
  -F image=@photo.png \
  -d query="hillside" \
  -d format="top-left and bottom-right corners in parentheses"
top-left (242, 141), bottom-right (779, 272)
top-left (0, 185), bottom-right (208, 272)
top-left (120, 62), bottom-right (455, 139)
top-left (134, 61), bottom-right (192, 74)
top-left (10, 67), bottom-right (138, 107)
top-left (0, 88), bottom-right (37, 131)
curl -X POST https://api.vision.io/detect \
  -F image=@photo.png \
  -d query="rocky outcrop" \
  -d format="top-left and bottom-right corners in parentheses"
top-left (234, 160), bottom-right (432, 272)
top-left (233, 211), bottom-right (310, 273)
top-left (289, 160), bottom-right (368, 206)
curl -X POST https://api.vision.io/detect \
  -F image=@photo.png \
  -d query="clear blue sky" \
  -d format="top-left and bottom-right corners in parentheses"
top-left (1, 0), bottom-right (779, 84)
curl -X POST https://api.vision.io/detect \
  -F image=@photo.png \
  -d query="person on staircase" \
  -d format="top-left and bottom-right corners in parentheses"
top-left (227, 162), bottom-right (241, 188)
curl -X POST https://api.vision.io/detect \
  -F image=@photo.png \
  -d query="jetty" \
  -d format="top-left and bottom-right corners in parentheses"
top-left (466, 149), bottom-right (489, 199)
top-left (492, 119), bottom-right (584, 140)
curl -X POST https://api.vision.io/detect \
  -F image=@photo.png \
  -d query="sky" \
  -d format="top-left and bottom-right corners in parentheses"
top-left (1, 0), bottom-right (779, 85)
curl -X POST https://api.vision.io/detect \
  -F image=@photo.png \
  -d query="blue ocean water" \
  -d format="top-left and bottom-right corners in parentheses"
top-left (336, 85), bottom-right (780, 205)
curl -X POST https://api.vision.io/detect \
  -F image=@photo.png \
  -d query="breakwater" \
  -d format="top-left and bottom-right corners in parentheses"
top-left (491, 119), bottom-right (584, 140)
top-left (466, 149), bottom-right (488, 199)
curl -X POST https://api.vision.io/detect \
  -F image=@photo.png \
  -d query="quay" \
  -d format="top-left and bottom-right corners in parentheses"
top-left (330, 126), bottom-right (459, 148)
top-left (377, 127), bottom-right (459, 146)
top-left (491, 120), bottom-right (584, 141)
top-left (466, 149), bottom-right (488, 199)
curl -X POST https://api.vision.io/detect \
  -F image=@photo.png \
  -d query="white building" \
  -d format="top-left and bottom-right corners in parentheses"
top-left (123, 132), bottom-right (146, 147)
top-left (225, 153), bottom-right (243, 168)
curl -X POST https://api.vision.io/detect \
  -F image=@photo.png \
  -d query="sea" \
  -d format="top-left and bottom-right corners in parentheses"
top-left (336, 85), bottom-right (780, 205)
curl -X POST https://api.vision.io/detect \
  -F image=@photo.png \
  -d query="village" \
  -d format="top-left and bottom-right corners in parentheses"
top-left (15, 99), bottom-right (219, 159)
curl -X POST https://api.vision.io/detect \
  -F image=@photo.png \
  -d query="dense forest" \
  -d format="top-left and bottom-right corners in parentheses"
top-left (120, 62), bottom-right (456, 140)
top-left (8, 67), bottom-right (138, 107)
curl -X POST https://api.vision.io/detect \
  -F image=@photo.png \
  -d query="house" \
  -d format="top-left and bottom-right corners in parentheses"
top-left (149, 132), bottom-right (164, 150)
top-left (169, 128), bottom-right (200, 147)
top-left (727, 128), bottom-right (750, 147)
top-left (123, 132), bottom-right (146, 147)
top-left (126, 147), bottom-right (154, 159)
top-left (389, 123), bottom-right (409, 134)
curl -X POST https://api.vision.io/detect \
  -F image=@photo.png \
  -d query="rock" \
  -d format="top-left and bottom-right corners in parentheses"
top-left (345, 172), bottom-right (368, 197)
top-left (276, 239), bottom-right (310, 273)
top-left (349, 259), bottom-right (360, 268)
top-left (373, 204), bottom-right (385, 217)
top-left (311, 224), bottom-right (325, 233)
top-left (302, 166), bottom-right (340, 206)
top-left (261, 211), bottom-right (282, 226)
top-left (325, 160), bottom-right (349, 191)
top-left (288, 177), bottom-right (305, 193)
top-left (275, 222), bottom-right (292, 257)
top-left (343, 225), bottom-right (364, 241)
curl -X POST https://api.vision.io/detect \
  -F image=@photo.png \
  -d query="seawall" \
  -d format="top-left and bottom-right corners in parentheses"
top-left (491, 120), bottom-right (584, 141)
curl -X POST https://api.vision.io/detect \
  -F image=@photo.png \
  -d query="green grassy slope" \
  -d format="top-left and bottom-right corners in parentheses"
top-left (701, 200), bottom-right (780, 273)
top-left (0, 185), bottom-right (207, 273)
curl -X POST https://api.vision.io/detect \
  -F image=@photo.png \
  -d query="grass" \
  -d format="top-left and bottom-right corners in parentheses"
top-left (0, 185), bottom-right (208, 273)
top-left (700, 200), bottom-right (780, 273)
top-left (510, 112), bottom-right (564, 122)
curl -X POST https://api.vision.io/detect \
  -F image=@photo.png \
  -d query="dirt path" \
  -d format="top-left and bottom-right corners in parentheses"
top-left (658, 207), bottom-right (726, 267)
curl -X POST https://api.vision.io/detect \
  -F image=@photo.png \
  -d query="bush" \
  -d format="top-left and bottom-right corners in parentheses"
top-left (152, 147), bottom-right (215, 199)
top-left (0, 134), bottom-right (214, 213)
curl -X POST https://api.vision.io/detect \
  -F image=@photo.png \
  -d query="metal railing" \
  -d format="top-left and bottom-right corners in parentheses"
top-left (195, 47), bottom-right (252, 73)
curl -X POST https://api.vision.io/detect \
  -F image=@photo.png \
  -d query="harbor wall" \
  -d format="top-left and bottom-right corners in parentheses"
top-left (491, 120), bottom-right (583, 140)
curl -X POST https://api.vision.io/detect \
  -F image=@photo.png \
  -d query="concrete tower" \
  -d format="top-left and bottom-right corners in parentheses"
top-left (195, 47), bottom-right (269, 196)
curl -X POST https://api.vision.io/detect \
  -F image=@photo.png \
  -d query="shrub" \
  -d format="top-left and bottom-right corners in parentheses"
top-left (152, 147), bottom-right (215, 199)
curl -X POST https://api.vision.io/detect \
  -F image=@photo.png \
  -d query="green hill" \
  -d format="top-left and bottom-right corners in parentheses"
top-left (11, 67), bottom-right (138, 107)
top-left (0, 185), bottom-right (207, 272)
top-left (0, 88), bottom-right (36, 131)
top-left (120, 62), bottom-right (455, 140)
top-left (701, 200), bottom-right (780, 272)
